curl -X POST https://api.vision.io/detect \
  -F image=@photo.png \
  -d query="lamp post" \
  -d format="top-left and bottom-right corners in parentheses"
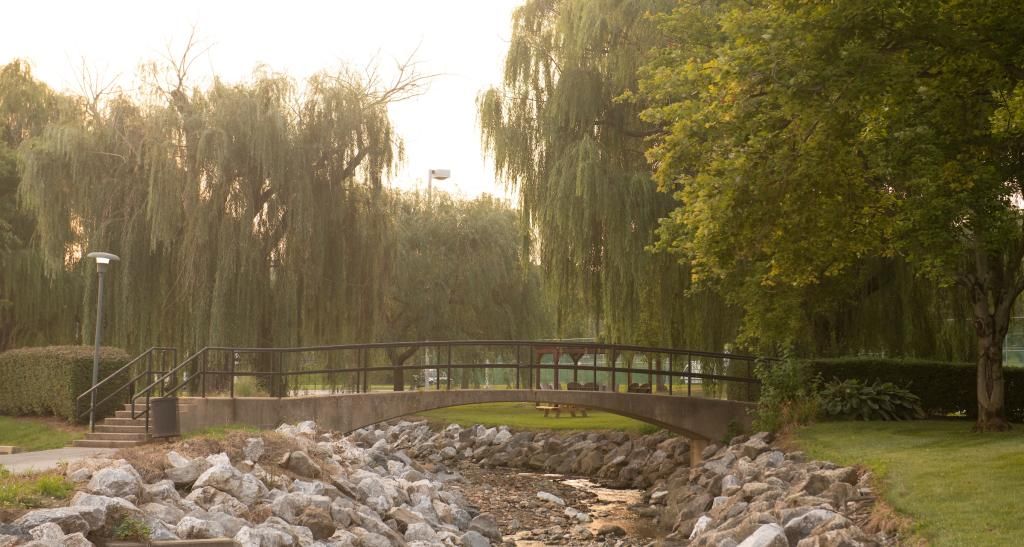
top-left (423, 169), bottom-right (450, 383)
top-left (427, 168), bottom-right (450, 205)
top-left (86, 251), bottom-right (120, 431)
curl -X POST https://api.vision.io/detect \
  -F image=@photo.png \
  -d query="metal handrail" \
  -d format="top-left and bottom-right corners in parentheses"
top-left (182, 339), bottom-right (771, 362)
top-left (130, 348), bottom-right (207, 419)
top-left (75, 347), bottom-right (176, 430)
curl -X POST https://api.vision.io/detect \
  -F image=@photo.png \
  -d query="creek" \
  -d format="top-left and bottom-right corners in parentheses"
top-left (450, 463), bottom-right (666, 546)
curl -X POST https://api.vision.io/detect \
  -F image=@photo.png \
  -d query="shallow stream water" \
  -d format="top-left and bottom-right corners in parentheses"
top-left (510, 472), bottom-right (664, 545)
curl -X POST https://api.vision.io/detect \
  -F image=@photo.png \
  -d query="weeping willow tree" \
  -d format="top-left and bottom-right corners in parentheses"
top-left (6, 49), bottom-right (545, 358)
top-left (381, 192), bottom-right (548, 388)
top-left (3, 52), bottom-right (447, 354)
top-left (478, 0), bottom-right (740, 350)
top-left (0, 61), bottom-right (82, 350)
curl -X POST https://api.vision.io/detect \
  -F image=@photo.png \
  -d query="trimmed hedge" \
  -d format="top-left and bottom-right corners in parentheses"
top-left (0, 346), bottom-right (130, 423)
top-left (808, 357), bottom-right (1024, 421)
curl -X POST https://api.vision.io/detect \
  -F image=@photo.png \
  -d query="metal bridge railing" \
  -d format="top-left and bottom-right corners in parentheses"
top-left (84, 340), bottom-right (774, 437)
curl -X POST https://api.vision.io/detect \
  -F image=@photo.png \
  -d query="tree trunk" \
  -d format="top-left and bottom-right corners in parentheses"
top-left (975, 330), bottom-right (1010, 431)
top-left (970, 274), bottom-right (1013, 432)
top-left (388, 346), bottom-right (420, 392)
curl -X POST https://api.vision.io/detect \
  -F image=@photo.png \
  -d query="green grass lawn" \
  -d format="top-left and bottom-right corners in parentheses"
top-left (795, 420), bottom-right (1024, 547)
top-left (0, 417), bottom-right (83, 451)
top-left (415, 402), bottom-right (661, 433)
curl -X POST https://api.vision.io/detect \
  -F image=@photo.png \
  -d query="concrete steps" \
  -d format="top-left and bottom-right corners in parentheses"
top-left (72, 401), bottom-right (193, 448)
top-left (72, 439), bottom-right (149, 448)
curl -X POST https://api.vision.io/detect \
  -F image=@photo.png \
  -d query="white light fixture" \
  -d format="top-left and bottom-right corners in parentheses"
top-left (87, 251), bottom-right (120, 270)
top-left (427, 168), bottom-right (451, 204)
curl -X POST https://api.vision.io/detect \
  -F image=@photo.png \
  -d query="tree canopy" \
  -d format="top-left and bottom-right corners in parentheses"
top-left (479, 0), bottom-right (741, 349)
top-left (2, 57), bottom-right (543, 356)
top-left (640, 0), bottom-right (1024, 429)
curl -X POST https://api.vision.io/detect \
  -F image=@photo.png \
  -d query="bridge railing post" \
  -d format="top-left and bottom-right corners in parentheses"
top-left (608, 348), bottom-right (617, 393)
top-left (668, 354), bottom-right (673, 395)
top-left (446, 344), bottom-right (452, 391)
top-left (687, 353), bottom-right (692, 397)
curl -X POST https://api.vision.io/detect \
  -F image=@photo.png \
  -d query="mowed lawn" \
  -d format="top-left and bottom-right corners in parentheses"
top-left (0, 416), bottom-right (83, 451)
top-left (415, 402), bottom-right (661, 434)
top-left (795, 420), bottom-right (1024, 547)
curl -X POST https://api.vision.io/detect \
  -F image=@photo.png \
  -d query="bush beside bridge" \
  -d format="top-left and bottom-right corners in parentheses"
top-left (808, 357), bottom-right (1024, 421)
top-left (0, 346), bottom-right (130, 423)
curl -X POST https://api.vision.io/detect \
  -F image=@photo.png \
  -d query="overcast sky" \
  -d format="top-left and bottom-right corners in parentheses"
top-left (1, 0), bottom-right (522, 199)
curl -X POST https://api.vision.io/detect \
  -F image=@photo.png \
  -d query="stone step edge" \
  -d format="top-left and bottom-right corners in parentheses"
top-left (0, 445), bottom-right (23, 454)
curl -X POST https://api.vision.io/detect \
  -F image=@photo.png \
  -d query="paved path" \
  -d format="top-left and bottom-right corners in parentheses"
top-left (0, 447), bottom-right (113, 474)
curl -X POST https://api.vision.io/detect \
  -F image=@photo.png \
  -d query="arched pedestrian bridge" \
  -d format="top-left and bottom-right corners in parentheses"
top-left (80, 340), bottom-right (769, 461)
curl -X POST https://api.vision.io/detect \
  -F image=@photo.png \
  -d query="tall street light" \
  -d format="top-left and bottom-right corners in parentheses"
top-left (427, 168), bottom-right (450, 205)
top-left (424, 169), bottom-right (450, 382)
top-left (86, 251), bottom-right (120, 431)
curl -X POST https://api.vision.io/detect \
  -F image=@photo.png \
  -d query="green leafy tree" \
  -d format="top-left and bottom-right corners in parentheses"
top-left (641, 0), bottom-right (1024, 430)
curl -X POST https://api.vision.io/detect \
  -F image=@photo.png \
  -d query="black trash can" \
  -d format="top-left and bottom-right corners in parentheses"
top-left (150, 397), bottom-right (180, 439)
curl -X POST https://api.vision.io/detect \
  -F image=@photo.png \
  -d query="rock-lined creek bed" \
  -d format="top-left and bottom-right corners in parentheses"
top-left (0, 420), bottom-right (897, 546)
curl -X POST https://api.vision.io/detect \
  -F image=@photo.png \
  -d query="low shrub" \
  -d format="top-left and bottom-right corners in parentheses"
top-left (0, 346), bottom-right (130, 423)
top-left (819, 379), bottom-right (925, 421)
top-left (113, 517), bottom-right (152, 541)
top-left (808, 357), bottom-right (1024, 420)
top-left (753, 359), bottom-right (821, 432)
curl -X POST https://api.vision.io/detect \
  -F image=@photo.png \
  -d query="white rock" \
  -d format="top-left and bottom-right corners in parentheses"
top-left (176, 516), bottom-right (226, 540)
top-left (141, 502), bottom-right (185, 525)
top-left (193, 464), bottom-right (268, 504)
top-left (404, 522), bottom-right (438, 543)
top-left (66, 469), bottom-right (92, 483)
top-left (60, 532), bottom-right (94, 547)
top-left (206, 453), bottom-right (232, 466)
top-left (29, 523), bottom-right (64, 541)
top-left (235, 525), bottom-right (295, 547)
top-left (460, 530), bottom-right (491, 547)
top-left (71, 493), bottom-right (143, 531)
top-left (86, 465), bottom-right (142, 498)
top-left (244, 437), bottom-right (266, 463)
top-left (737, 523), bottom-right (788, 547)
top-left (13, 509), bottom-right (91, 535)
top-left (689, 515), bottom-right (713, 540)
top-left (142, 480), bottom-right (180, 503)
top-left (536, 491), bottom-right (565, 506)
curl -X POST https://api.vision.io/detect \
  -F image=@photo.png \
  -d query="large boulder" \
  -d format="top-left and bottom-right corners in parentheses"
top-left (13, 509), bottom-right (91, 536)
top-left (141, 502), bottom-right (185, 525)
top-left (737, 523), bottom-right (788, 547)
top-left (164, 453), bottom-right (211, 486)
top-left (285, 451), bottom-right (322, 478)
top-left (176, 516), bottom-right (227, 540)
top-left (86, 464), bottom-right (143, 499)
top-left (70, 493), bottom-right (144, 533)
top-left (468, 513), bottom-right (500, 542)
top-left (460, 530), bottom-right (491, 547)
top-left (193, 464), bottom-right (268, 504)
top-left (235, 525), bottom-right (295, 547)
top-left (296, 507), bottom-right (335, 540)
